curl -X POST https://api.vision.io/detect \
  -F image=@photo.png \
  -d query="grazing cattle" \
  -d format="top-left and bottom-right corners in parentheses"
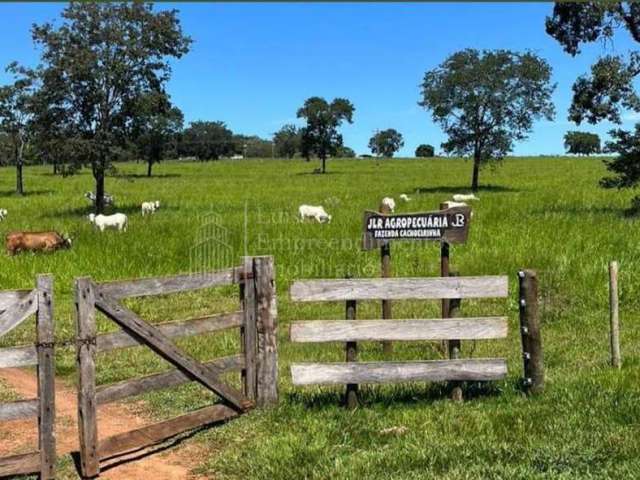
top-left (0, 209), bottom-right (7, 221)
top-left (442, 200), bottom-right (474, 217)
top-left (85, 191), bottom-right (115, 206)
top-left (6, 231), bottom-right (71, 256)
top-left (88, 213), bottom-right (128, 232)
top-left (299, 205), bottom-right (332, 223)
top-left (399, 194), bottom-right (411, 202)
top-left (381, 197), bottom-right (396, 213)
top-left (141, 200), bottom-right (160, 216)
top-left (452, 193), bottom-right (479, 202)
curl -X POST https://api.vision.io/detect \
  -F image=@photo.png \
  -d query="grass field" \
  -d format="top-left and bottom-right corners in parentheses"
top-left (1, 156), bottom-right (640, 479)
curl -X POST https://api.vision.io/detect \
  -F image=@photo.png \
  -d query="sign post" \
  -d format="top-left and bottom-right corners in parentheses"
top-left (379, 202), bottom-right (393, 357)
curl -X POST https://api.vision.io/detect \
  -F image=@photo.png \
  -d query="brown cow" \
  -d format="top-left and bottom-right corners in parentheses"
top-left (5, 231), bottom-right (72, 256)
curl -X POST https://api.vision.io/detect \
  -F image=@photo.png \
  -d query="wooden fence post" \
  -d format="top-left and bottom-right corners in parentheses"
top-left (518, 270), bottom-right (544, 395)
top-left (345, 299), bottom-right (358, 410)
top-left (609, 261), bottom-right (621, 369)
top-left (253, 256), bottom-right (278, 407)
top-left (36, 274), bottom-right (56, 480)
top-left (447, 272), bottom-right (463, 402)
top-left (75, 278), bottom-right (99, 478)
top-left (379, 202), bottom-right (393, 357)
top-left (240, 257), bottom-right (258, 400)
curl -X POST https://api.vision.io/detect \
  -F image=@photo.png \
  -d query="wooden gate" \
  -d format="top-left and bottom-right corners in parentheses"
top-left (289, 275), bottom-right (509, 407)
top-left (75, 256), bottom-right (277, 478)
top-left (0, 275), bottom-right (55, 479)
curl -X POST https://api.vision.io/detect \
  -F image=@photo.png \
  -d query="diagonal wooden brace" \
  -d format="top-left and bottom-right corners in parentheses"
top-left (94, 293), bottom-right (253, 412)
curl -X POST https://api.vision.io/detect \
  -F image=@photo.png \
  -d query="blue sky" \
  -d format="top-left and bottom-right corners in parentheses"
top-left (1, 2), bottom-right (638, 156)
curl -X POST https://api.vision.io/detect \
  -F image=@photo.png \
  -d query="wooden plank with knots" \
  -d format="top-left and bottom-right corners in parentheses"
top-left (0, 290), bottom-right (37, 338)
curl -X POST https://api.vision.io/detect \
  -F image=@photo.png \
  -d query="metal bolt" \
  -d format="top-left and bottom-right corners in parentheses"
top-left (518, 271), bottom-right (525, 278)
top-left (523, 352), bottom-right (531, 360)
top-left (520, 299), bottom-right (526, 307)
top-left (521, 326), bottom-right (529, 335)
top-left (523, 377), bottom-right (533, 387)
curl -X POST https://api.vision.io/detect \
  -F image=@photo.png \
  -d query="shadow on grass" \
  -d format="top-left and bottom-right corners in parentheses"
top-left (44, 203), bottom-right (147, 219)
top-left (113, 173), bottom-right (182, 180)
top-left (530, 204), bottom-right (635, 218)
top-left (414, 184), bottom-right (519, 194)
top-left (294, 170), bottom-right (346, 176)
top-left (0, 189), bottom-right (53, 198)
top-left (287, 381), bottom-right (504, 410)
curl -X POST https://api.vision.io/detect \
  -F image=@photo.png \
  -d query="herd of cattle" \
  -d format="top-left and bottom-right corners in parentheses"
top-left (1, 192), bottom-right (161, 255)
top-left (1, 189), bottom-right (479, 256)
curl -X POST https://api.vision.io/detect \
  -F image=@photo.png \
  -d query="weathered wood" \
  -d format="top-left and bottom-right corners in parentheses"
top-left (96, 311), bottom-right (243, 353)
top-left (0, 450), bottom-right (40, 477)
top-left (380, 201), bottom-right (393, 357)
top-left (98, 404), bottom-right (238, 461)
top-left (291, 359), bottom-right (507, 385)
top-left (36, 274), bottom-right (56, 480)
top-left (447, 273), bottom-right (463, 402)
top-left (290, 276), bottom-right (509, 302)
top-left (75, 277), bottom-right (100, 478)
top-left (290, 317), bottom-right (508, 343)
top-left (241, 257), bottom-right (257, 400)
top-left (609, 261), bottom-right (621, 369)
top-left (518, 270), bottom-right (544, 395)
top-left (0, 398), bottom-right (38, 421)
top-left (0, 345), bottom-right (37, 368)
top-left (0, 289), bottom-right (31, 312)
top-left (95, 294), bottom-right (251, 411)
top-left (345, 299), bottom-right (358, 410)
top-left (254, 256), bottom-right (278, 407)
top-left (0, 289), bottom-right (37, 338)
top-left (97, 268), bottom-right (236, 299)
top-left (96, 355), bottom-right (245, 405)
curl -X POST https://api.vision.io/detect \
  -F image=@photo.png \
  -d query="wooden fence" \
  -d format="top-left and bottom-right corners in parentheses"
top-left (75, 256), bottom-right (277, 478)
top-left (289, 275), bottom-right (509, 408)
top-left (0, 275), bottom-right (55, 479)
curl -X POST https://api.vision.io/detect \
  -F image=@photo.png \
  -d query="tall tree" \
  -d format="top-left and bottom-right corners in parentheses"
top-left (130, 91), bottom-right (183, 177)
top-left (179, 121), bottom-right (234, 160)
top-left (296, 96), bottom-right (354, 173)
top-left (415, 144), bottom-right (435, 157)
top-left (31, 2), bottom-right (191, 212)
top-left (368, 128), bottom-right (404, 158)
top-left (273, 124), bottom-right (300, 158)
top-left (564, 131), bottom-right (601, 156)
top-left (0, 64), bottom-right (34, 195)
top-left (419, 49), bottom-right (555, 191)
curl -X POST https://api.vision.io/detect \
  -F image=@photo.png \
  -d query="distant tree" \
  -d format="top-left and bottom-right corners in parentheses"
top-left (0, 64), bottom-right (34, 195)
top-left (233, 134), bottom-right (273, 158)
top-left (600, 125), bottom-right (640, 190)
top-left (563, 131), bottom-right (601, 156)
top-left (30, 2), bottom-right (191, 212)
top-left (335, 145), bottom-right (356, 158)
top-left (296, 96), bottom-right (355, 173)
top-left (130, 92), bottom-right (183, 177)
top-left (420, 49), bottom-right (555, 191)
top-left (300, 127), bottom-right (313, 162)
top-left (179, 121), bottom-right (234, 160)
top-left (368, 129), bottom-right (404, 158)
top-left (273, 124), bottom-right (300, 158)
top-left (415, 144), bottom-right (435, 157)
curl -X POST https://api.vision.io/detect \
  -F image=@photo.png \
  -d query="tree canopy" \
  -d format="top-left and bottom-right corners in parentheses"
top-left (296, 96), bottom-right (354, 173)
top-left (415, 144), bottom-right (435, 157)
top-left (420, 49), bottom-right (555, 191)
top-left (273, 124), bottom-right (300, 159)
top-left (30, 2), bottom-right (191, 212)
top-left (179, 121), bottom-right (234, 160)
top-left (564, 131), bottom-right (601, 156)
top-left (368, 129), bottom-right (404, 158)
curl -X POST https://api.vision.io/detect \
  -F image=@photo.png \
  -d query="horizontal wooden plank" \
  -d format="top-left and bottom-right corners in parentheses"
top-left (290, 317), bottom-right (508, 343)
top-left (96, 355), bottom-right (245, 404)
top-left (96, 311), bottom-right (244, 352)
top-left (0, 450), bottom-right (40, 477)
top-left (0, 290), bottom-right (31, 312)
top-left (96, 268), bottom-right (236, 299)
top-left (291, 359), bottom-right (507, 385)
top-left (0, 290), bottom-right (37, 338)
top-left (290, 276), bottom-right (508, 302)
top-left (0, 345), bottom-right (38, 368)
top-left (98, 404), bottom-right (238, 461)
top-left (0, 398), bottom-right (38, 421)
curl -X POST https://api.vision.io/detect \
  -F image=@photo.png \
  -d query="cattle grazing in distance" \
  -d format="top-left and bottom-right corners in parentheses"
top-left (381, 197), bottom-right (396, 213)
top-left (141, 200), bottom-right (161, 216)
top-left (452, 193), bottom-right (479, 202)
top-left (88, 213), bottom-right (128, 232)
top-left (0, 209), bottom-right (7, 221)
top-left (399, 194), bottom-right (411, 202)
top-left (6, 231), bottom-right (72, 256)
top-left (85, 191), bottom-right (115, 206)
top-left (299, 205), bottom-right (332, 223)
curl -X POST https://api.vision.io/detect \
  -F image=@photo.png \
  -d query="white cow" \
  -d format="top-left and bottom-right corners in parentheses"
top-left (88, 213), bottom-right (128, 232)
top-left (141, 201), bottom-right (160, 216)
top-left (85, 191), bottom-right (115, 206)
top-left (442, 201), bottom-right (474, 217)
top-left (381, 197), bottom-right (396, 212)
top-left (0, 209), bottom-right (7, 221)
top-left (399, 194), bottom-right (411, 202)
top-left (452, 193), bottom-right (479, 202)
top-left (299, 205), bottom-right (332, 223)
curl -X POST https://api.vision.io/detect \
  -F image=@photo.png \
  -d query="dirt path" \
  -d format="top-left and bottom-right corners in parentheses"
top-left (0, 368), bottom-right (207, 479)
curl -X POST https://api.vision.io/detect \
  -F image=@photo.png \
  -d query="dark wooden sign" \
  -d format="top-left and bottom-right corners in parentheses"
top-left (362, 206), bottom-right (471, 250)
